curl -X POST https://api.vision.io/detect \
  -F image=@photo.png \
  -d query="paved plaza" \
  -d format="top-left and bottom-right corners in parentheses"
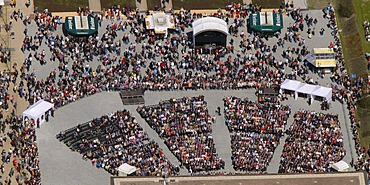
top-left (15, 4), bottom-right (357, 185)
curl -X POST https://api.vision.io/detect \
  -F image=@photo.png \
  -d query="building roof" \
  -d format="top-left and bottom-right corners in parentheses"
top-left (64, 16), bottom-right (98, 35)
top-left (110, 172), bottom-right (368, 185)
top-left (192, 17), bottom-right (228, 36)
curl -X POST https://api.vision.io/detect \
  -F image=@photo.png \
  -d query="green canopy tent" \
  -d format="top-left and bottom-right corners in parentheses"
top-left (64, 16), bottom-right (98, 36)
top-left (249, 12), bottom-right (283, 33)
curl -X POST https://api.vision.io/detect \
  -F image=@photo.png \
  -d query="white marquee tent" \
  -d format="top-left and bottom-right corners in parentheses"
top-left (331, 160), bottom-right (349, 172)
top-left (22, 99), bottom-right (54, 125)
top-left (280, 79), bottom-right (304, 92)
top-left (296, 83), bottom-right (318, 95)
top-left (118, 163), bottom-right (137, 176)
top-left (280, 79), bottom-right (304, 98)
top-left (280, 79), bottom-right (332, 103)
top-left (311, 86), bottom-right (332, 102)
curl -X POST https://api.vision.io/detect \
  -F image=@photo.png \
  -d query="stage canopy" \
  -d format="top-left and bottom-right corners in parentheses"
top-left (249, 12), bottom-right (283, 33)
top-left (23, 99), bottom-right (54, 125)
top-left (192, 17), bottom-right (228, 37)
top-left (64, 16), bottom-right (98, 35)
top-left (145, 12), bottom-right (175, 35)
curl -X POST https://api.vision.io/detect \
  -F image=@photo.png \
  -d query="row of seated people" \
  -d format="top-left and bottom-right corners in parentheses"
top-left (279, 110), bottom-right (345, 173)
top-left (57, 109), bottom-right (178, 176)
top-left (223, 96), bottom-right (291, 172)
top-left (137, 95), bottom-right (225, 173)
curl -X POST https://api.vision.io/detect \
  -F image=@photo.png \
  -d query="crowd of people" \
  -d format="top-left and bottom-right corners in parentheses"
top-left (0, 0), bottom-right (366, 183)
top-left (57, 109), bottom-right (179, 176)
top-left (17, 2), bottom-right (311, 109)
top-left (0, 116), bottom-right (41, 184)
top-left (137, 96), bottom-right (225, 173)
top-left (279, 111), bottom-right (345, 173)
top-left (223, 96), bottom-right (291, 172)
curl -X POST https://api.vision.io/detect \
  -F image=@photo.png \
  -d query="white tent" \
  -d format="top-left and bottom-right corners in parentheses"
top-left (280, 79), bottom-right (331, 104)
top-left (280, 79), bottom-right (303, 92)
top-left (0, 0), bottom-right (4, 6)
top-left (118, 163), bottom-right (137, 176)
top-left (280, 79), bottom-right (303, 98)
top-left (331, 160), bottom-right (349, 172)
top-left (296, 83), bottom-right (318, 94)
top-left (311, 86), bottom-right (332, 102)
top-left (23, 99), bottom-right (54, 126)
top-left (295, 84), bottom-right (318, 103)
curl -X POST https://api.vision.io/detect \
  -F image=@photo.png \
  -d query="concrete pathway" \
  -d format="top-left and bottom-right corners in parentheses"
top-left (164, 0), bottom-right (173, 12)
top-left (243, 0), bottom-right (252, 5)
top-left (285, 0), bottom-right (308, 10)
top-left (136, 0), bottom-right (148, 12)
top-left (88, 0), bottom-right (102, 13)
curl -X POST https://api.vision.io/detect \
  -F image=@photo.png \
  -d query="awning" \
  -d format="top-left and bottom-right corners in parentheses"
top-left (64, 16), bottom-right (98, 35)
top-left (249, 12), bottom-right (283, 33)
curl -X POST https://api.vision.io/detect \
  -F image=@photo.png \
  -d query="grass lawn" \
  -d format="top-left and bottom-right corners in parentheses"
top-left (334, 0), bottom-right (370, 150)
top-left (34, 0), bottom-right (88, 12)
top-left (172, 0), bottom-right (243, 10)
top-left (34, 0), bottom-right (136, 12)
top-left (252, 0), bottom-right (281, 9)
top-left (147, 0), bottom-right (162, 10)
top-left (357, 96), bottom-right (370, 147)
top-left (307, 0), bottom-right (331, 10)
top-left (353, 0), bottom-right (370, 54)
top-left (100, 0), bottom-right (136, 10)
top-left (335, 0), bottom-right (368, 78)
